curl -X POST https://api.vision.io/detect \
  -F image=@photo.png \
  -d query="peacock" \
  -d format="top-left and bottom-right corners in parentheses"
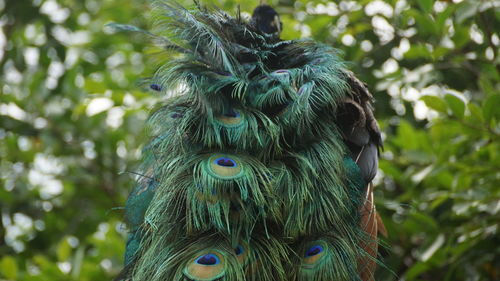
top-left (111, 1), bottom-right (385, 280)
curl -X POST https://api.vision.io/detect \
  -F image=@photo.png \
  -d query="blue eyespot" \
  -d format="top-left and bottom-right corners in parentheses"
top-left (214, 157), bottom-right (237, 168)
top-left (150, 84), bottom-right (162, 91)
top-left (195, 253), bottom-right (220, 265)
top-left (224, 109), bottom-right (240, 118)
top-left (305, 245), bottom-right (323, 258)
top-left (171, 113), bottom-right (183, 118)
top-left (234, 245), bottom-right (244, 256)
top-left (311, 58), bottom-right (325, 65)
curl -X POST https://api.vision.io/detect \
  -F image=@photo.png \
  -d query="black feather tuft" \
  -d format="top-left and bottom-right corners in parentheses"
top-left (251, 5), bottom-right (282, 35)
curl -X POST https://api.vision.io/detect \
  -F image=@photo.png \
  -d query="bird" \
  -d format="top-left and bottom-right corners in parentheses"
top-left (111, 1), bottom-right (385, 280)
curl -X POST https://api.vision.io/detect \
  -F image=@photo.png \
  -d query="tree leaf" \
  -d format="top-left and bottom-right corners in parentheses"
top-left (418, 0), bottom-right (434, 14)
top-left (405, 44), bottom-right (432, 59)
top-left (456, 1), bottom-right (480, 24)
top-left (478, 75), bottom-right (496, 96)
top-left (452, 26), bottom-right (471, 48)
top-left (412, 12), bottom-right (437, 36)
top-left (468, 103), bottom-right (484, 123)
top-left (483, 94), bottom-right (500, 122)
top-left (421, 95), bottom-right (447, 113)
top-left (444, 94), bottom-right (465, 119)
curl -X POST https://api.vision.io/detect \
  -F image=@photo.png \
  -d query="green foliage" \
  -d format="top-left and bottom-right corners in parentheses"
top-left (0, 256), bottom-right (19, 280)
top-left (0, 0), bottom-right (498, 280)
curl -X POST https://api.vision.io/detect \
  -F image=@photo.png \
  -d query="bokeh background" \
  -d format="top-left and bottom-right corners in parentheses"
top-left (1, 0), bottom-right (499, 280)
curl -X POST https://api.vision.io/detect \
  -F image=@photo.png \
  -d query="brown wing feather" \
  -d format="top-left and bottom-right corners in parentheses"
top-left (337, 70), bottom-right (385, 280)
top-left (358, 183), bottom-right (378, 281)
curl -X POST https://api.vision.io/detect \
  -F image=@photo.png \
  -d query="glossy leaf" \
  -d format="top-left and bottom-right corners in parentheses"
top-left (444, 94), bottom-right (465, 119)
top-left (421, 95), bottom-right (448, 113)
top-left (483, 95), bottom-right (500, 122)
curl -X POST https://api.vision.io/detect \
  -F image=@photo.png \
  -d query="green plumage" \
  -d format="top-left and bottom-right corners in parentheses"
top-left (113, 1), bottom-right (381, 280)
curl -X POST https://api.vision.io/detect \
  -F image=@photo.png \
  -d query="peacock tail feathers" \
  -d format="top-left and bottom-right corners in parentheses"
top-left (126, 230), bottom-right (291, 281)
top-left (143, 151), bottom-right (280, 240)
top-left (112, 1), bottom-right (385, 280)
top-left (294, 238), bottom-right (362, 281)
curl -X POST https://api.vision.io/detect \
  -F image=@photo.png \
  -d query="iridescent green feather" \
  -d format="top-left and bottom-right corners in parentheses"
top-left (115, 1), bottom-right (380, 280)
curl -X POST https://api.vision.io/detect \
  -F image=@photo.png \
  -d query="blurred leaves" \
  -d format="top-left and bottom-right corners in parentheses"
top-left (0, 256), bottom-right (19, 280)
top-left (1, 0), bottom-right (499, 280)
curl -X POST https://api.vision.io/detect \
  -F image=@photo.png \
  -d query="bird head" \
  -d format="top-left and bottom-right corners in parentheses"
top-left (251, 4), bottom-right (282, 36)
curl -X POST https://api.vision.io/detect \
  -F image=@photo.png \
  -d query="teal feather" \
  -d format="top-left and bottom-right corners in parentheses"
top-left (124, 229), bottom-right (144, 266)
top-left (293, 238), bottom-right (362, 281)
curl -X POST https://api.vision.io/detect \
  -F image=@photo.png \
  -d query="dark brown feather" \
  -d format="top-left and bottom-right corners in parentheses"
top-left (337, 70), bottom-right (382, 185)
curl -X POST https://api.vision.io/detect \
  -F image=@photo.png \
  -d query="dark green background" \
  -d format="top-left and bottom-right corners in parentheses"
top-left (1, 0), bottom-right (499, 280)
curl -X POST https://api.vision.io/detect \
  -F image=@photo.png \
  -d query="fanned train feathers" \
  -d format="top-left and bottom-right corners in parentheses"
top-left (114, 1), bottom-right (384, 281)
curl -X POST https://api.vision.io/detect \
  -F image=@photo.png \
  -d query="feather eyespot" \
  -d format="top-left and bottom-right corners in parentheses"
top-left (216, 109), bottom-right (243, 127)
top-left (206, 154), bottom-right (243, 179)
top-left (184, 251), bottom-right (226, 280)
top-left (311, 58), bottom-right (325, 65)
top-left (149, 84), bottom-right (162, 91)
top-left (195, 253), bottom-right (220, 266)
top-left (302, 241), bottom-right (328, 268)
top-left (215, 157), bottom-right (237, 168)
top-left (234, 245), bottom-right (244, 256)
top-left (270, 69), bottom-right (291, 82)
top-left (273, 69), bottom-right (289, 74)
top-left (234, 243), bottom-right (249, 265)
top-left (224, 109), bottom-right (240, 118)
top-left (304, 245), bottom-right (323, 257)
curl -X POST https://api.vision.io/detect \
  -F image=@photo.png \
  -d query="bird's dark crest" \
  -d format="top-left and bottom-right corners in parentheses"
top-left (251, 5), bottom-right (282, 35)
